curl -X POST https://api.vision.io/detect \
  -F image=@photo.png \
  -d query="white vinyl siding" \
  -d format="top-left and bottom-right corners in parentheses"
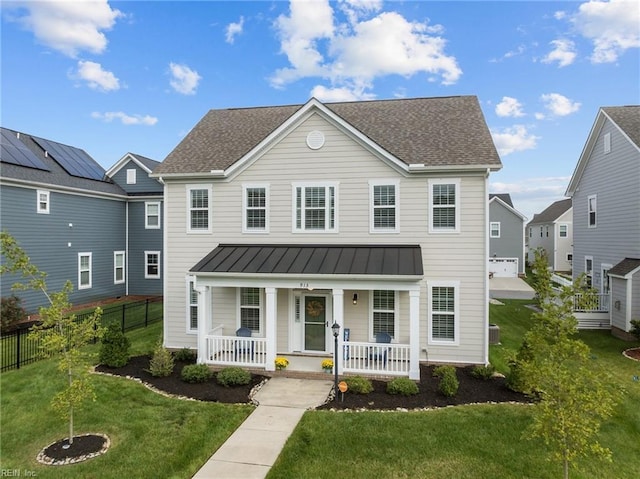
top-left (36, 190), bottom-right (50, 214)
top-left (187, 185), bottom-right (212, 233)
top-left (78, 252), bottom-right (92, 290)
top-left (145, 251), bottom-right (160, 279)
top-left (293, 183), bottom-right (337, 232)
top-left (429, 179), bottom-right (460, 233)
top-left (145, 202), bottom-right (161, 229)
top-left (428, 281), bottom-right (460, 345)
top-left (243, 184), bottom-right (269, 233)
top-left (114, 251), bottom-right (125, 284)
top-left (369, 180), bottom-right (399, 233)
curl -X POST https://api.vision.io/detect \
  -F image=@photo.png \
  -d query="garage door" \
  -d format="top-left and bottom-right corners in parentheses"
top-left (489, 258), bottom-right (518, 277)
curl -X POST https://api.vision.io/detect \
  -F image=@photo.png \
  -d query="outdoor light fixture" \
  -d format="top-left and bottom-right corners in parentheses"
top-left (352, 293), bottom-right (358, 305)
top-left (331, 322), bottom-right (340, 401)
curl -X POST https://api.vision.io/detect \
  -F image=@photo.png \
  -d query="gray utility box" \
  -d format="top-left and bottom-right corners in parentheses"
top-left (489, 324), bottom-right (500, 344)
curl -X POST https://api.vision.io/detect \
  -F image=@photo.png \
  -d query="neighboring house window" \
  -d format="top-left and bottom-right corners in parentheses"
top-left (36, 190), bottom-right (50, 214)
top-left (429, 179), bottom-right (459, 233)
top-left (603, 132), bottom-right (611, 154)
top-left (545, 226), bottom-right (549, 237)
top-left (78, 253), bottom-right (92, 289)
top-left (370, 181), bottom-right (399, 232)
top-left (114, 251), bottom-right (125, 284)
top-left (490, 222), bottom-right (500, 238)
top-left (540, 226), bottom-right (543, 237)
top-left (567, 253), bottom-right (573, 262)
top-left (145, 202), bottom-right (161, 229)
top-left (585, 256), bottom-right (593, 287)
top-left (293, 183), bottom-right (337, 232)
top-left (587, 195), bottom-right (597, 228)
top-left (372, 290), bottom-right (396, 338)
top-left (187, 185), bottom-right (212, 233)
top-left (239, 287), bottom-right (261, 333)
top-left (429, 282), bottom-right (459, 344)
top-left (188, 280), bottom-right (198, 332)
top-left (528, 227), bottom-right (532, 238)
top-left (127, 169), bottom-right (136, 184)
top-left (601, 264), bottom-right (612, 295)
top-left (145, 251), bottom-right (160, 279)
top-left (243, 185), bottom-right (268, 232)
top-left (559, 224), bottom-right (568, 238)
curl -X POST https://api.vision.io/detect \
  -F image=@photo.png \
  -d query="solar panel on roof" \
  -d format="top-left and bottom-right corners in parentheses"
top-left (0, 129), bottom-right (50, 171)
top-left (32, 136), bottom-right (105, 181)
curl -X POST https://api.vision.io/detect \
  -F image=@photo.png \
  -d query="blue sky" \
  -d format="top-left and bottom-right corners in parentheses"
top-left (2, 0), bottom-right (638, 220)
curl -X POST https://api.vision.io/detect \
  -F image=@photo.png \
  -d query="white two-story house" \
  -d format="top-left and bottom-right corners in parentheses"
top-left (152, 96), bottom-right (502, 379)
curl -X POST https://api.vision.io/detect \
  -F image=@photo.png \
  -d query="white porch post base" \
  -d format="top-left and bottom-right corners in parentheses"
top-left (409, 289), bottom-right (420, 380)
top-left (265, 287), bottom-right (277, 371)
top-left (196, 285), bottom-right (209, 364)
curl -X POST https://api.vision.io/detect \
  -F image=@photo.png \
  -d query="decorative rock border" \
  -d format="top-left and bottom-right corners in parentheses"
top-left (37, 433), bottom-right (110, 466)
top-left (622, 347), bottom-right (640, 362)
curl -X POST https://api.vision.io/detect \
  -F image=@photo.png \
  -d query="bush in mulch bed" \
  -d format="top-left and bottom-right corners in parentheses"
top-left (319, 364), bottom-right (531, 411)
top-left (95, 355), bottom-right (266, 403)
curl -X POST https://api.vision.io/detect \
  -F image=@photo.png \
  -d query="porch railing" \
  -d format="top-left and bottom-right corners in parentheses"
top-left (574, 293), bottom-right (609, 312)
top-left (205, 328), bottom-right (267, 368)
top-left (342, 341), bottom-right (410, 376)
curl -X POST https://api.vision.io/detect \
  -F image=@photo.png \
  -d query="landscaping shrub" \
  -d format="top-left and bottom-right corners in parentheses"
top-left (99, 322), bottom-right (131, 367)
top-left (181, 363), bottom-right (213, 383)
top-left (147, 342), bottom-right (174, 377)
top-left (174, 347), bottom-right (196, 363)
top-left (471, 364), bottom-right (495, 380)
top-left (0, 295), bottom-right (26, 332)
top-left (433, 365), bottom-right (459, 397)
top-left (630, 319), bottom-right (640, 342)
top-left (217, 367), bottom-right (251, 387)
top-left (345, 376), bottom-right (373, 394)
top-left (386, 377), bottom-right (419, 396)
top-left (432, 365), bottom-right (455, 379)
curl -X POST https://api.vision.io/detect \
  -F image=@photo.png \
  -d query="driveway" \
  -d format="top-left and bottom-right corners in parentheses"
top-left (489, 277), bottom-right (535, 300)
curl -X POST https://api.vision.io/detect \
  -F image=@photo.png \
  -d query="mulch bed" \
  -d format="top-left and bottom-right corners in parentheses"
top-left (623, 347), bottom-right (640, 361)
top-left (37, 433), bottom-right (110, 465)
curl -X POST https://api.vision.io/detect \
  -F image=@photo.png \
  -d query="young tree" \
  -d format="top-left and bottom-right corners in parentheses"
top-left (515, 248), bottom-right (623, 479)
top-left (1, 232), bottom-right (104, 447)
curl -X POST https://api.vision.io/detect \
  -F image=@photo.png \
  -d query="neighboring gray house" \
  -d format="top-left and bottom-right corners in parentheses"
top-left (0, 128), bottom-right (163, 314)
top-left (526, 198), bottom-right (573, 272)
top-left (153, 95), bottom-right (503, 379)
top-left (566, 105), bottom-right (640, 338)
top-left (488, 193), bottom-right (527, 277)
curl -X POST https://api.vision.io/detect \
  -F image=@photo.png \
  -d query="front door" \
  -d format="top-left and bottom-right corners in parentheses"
top-left (304, 295), bottom-right (327, 352)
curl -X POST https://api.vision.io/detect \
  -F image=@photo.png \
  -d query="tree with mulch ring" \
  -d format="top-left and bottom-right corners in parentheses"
top-left (37, 433), bottom-right (110, 465)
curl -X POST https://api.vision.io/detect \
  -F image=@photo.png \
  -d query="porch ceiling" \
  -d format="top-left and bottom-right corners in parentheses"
top-left (190, 244), bottom-right (423, 277)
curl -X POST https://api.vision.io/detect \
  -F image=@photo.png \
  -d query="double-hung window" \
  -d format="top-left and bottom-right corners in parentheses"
top-left (188, 279), bottom-right (198, 332)
top-left (36, 190), bottom-right (50, 214)
top-left (429, 282), bottom-right (459, 344)
top-left (293, 183), bottom-right (337, 232)
top-left (587, 195), bottom-right (597, 228)
top-left (187, 185), bottom-right (212, 233)
top-left (114, 251), bottom-right (125, 284)
top-left (372, 290), bottom-right (396, 338)
top-left (370, 181), bottom-right (398, 233)
top-left (559, 224), bottom-right (568, 238)
top-left (239, 288), bottom-right (261, 333)
top-left (145, 251), bottom-right (160, 279)
top-left (78, 253), bottom-right (92, 289)
top-left (585, 256), bottom-right (593, 287)
top-left (243, 185), bottom-right (268, 232)
top-left (145, 202), bottom-right (161, 229)
top-left (429, 179), bottom-right (459, 233)
top-left (490, 222), bottom-right (500, 238)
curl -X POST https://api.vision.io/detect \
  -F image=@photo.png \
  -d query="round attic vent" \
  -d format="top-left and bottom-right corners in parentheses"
top-left (306, 130), bottom-right (325, 150)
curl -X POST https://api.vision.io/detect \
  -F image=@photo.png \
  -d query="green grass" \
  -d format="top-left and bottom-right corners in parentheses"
top-left (270, 299), bottom-right (640, 479)
top-left (0, 322), bottom-right (254, 478)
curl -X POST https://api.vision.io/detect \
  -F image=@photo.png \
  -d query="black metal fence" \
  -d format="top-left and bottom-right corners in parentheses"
top-left (1, 297), bottom-right (162, 372)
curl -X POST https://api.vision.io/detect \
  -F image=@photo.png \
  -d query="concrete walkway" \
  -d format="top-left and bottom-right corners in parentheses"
top-left (192, 377), bottom-right (333, 479)
top-left (489, 277), bottom-right (536, 300)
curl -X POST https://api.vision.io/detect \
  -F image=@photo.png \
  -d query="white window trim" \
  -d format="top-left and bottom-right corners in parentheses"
top-left (587, 194), bottom-right (597, 228)
top-left (145, 201), bottom-right (161, 229)
top-left (291, 182), bottom-right (339, 233)
top-left (427, 280), bottom-right (460, 346)
top-left (490, 222), bottom-right (501, 238)
top-left (369, 180), bottom-right (400, 234)
top-left (186, 185), bottom-right (213, 234)
top-left (558, 224), bottom-right (568, 238)
top-left (428, 179), bottom-right (460, 234)
top-left (237, 288), bottom-right (263, 336)
top-left (114, 251), bottom-right (125, 285)
top-left (242, 183), bottom-right (270, 233)
top-left (78, 252), bottom-right (92, 290)
top-left (126, 168), bottom-right (136, 184)
top-left (186, 277), bottom-right (198, 334)
top-left (145, 251), bottom-right (161, 279)
top-left (36, 190), bottom-right (50, 214)
top-left (369, 290), bottom-right (398, 341)
top-left (585, 255), bottom-right (593, 275)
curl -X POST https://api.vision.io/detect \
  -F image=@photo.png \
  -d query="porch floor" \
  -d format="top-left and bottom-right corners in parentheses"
top-left (280, 354), bottom-right (332, 374)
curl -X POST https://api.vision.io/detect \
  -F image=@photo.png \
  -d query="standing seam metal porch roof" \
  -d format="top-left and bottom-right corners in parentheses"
top-left (190, 245), bottom-right (424, 277)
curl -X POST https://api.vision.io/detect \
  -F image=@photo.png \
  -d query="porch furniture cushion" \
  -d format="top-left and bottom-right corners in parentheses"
top-left (368, 332), bottom-right (392, 366)
top-left (234, 327), bottom-right (254, 361)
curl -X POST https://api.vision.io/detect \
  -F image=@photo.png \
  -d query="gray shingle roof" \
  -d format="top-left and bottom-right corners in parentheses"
top-left (490, 193), bottom-right (513, 207)
top-left (608, 258), bottom-right (640, 277)
top-left (130, 153), bottom-right (161, 172)
top-left (527, 198), bottom-right (572, 225)
top-left (602, 106), bottom-right (640, 148)
top-left (155, 96), bottom-right (502, 175)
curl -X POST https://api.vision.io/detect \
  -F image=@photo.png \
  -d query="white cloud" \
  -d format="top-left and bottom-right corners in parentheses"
top-left (73, 60), bottom-right (120, 91)
top-left (168, 62), bottom-right (202, 95)
top-left (570, 0), bottom-right (640, 63)
top-left (540, 93), bottom-right (581, 117)
top-left (542, 39), bottom-right (577, 67)
top-left (8, 0), bottom-right (122, 58)
top-left (310, 84), bottom-right (376, 102)
top-left (225, 16), bottom-right (244, 44)
top-left (271, 0), bottom-right (461, 93)
top-left (91, 111), bottom-right (157, 126)
top-left (490, 125), bottom-right (540, 156)
top-left (495, 97), bottom-right (525, 118)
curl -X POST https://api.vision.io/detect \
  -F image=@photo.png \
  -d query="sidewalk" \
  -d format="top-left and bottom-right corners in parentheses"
top-left (192, 377), bottom-right (333, 479)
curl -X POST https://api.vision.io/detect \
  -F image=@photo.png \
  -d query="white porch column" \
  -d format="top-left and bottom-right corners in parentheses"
top-left (409, 289), bottom-right (420, 380)
top-left (332, 289), bottom-right (344, 374)
top-left (265, 287), bottom-right (277, 372)
top-left (196, 285), bottom-right (210, 364)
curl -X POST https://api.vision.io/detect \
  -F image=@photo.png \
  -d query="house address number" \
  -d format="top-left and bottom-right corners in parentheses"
top-left (299, 282), bottom-right (310, 289)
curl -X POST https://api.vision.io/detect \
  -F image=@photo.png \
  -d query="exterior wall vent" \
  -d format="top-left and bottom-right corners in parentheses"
top-left (306, 130), bottom-right (325, 150)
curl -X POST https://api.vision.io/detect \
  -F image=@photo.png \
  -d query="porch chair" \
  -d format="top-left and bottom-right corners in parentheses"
top-left (368, 332), bottom-right (392, 367)
top-left (234, 327), bottom-right (254, 361)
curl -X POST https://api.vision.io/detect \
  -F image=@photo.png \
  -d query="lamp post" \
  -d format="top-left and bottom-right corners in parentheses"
top-left (331, 322), bottom-right (340, 402)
